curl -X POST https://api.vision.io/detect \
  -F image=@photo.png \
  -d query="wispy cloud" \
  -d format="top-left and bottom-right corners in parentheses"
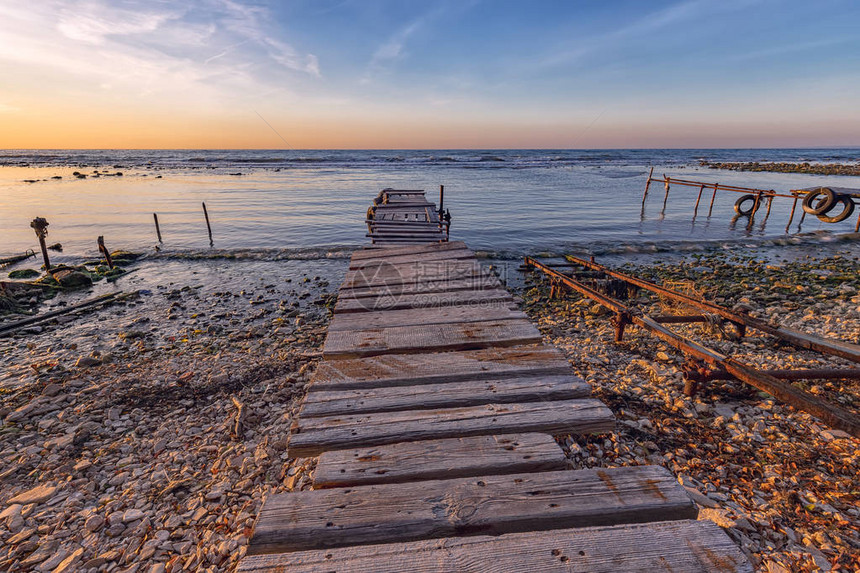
top-left (539, 0), bottom-right (759, 69)
top-left (727, 36), bottom-right (855, 62)
top-left (0, 0), bottom-right (321, 113)
top-left (363, 20), bottom-right (422, 82)
top-left (56, 2), bottom-right (183, 45)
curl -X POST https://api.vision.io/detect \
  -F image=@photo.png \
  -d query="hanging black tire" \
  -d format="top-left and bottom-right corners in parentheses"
top-left (816, 195), bottom-right (856, 223)
top-left (802, 187), bottom-right (836, 215)
top-left (734, 194), bottom-right (760, 216)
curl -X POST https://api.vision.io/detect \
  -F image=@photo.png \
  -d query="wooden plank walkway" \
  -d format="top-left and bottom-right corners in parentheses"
top-left (236, 189), bottom-right (752, 571)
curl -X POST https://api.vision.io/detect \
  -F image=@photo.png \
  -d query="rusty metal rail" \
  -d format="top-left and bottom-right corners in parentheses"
top-left (564, 254), bottom-right (860, 364)
top-left (641, 168), bottom-right (860, 232)
top-left (523, 256), bottom-right (860, 438)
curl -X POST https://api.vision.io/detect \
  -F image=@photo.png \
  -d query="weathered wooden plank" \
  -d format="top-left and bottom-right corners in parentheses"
top-left (349, 249), bottom-right (474, 270)
top-left (301, 374), bottom-right (590, 417)
top-left (371, 238), bottom-right (445, 245)
top-left (238, 520), bottom-right (751, 572)
top-left (340, 274), bottom-right (502, 300)
top-left (310, 345), bottom-right (572, 391)
top-left (343, 261), bottom-right (488, 289)
top-left (288, 399), bottom-right (613, 457)
top-left (322, 319), bottom-right (543, 359)
top-left (371, 239), bottom-right (445, 245)
top-left (328, 304), bottom-right (527, 331)
top-left (246, 465), bottom-right (694, 555)
top-left (334, 287), bottom-right (513, 313)
top-left (366, 220), bottom-right (442, 227)
top-left (368, 231), bottom-right (446, 238)
top-left (312, 433), bottom-right (567, 488)
top-left (373, 202), bottom-right (432, 208)
top-left (374, 203), bottom-right (434, 210)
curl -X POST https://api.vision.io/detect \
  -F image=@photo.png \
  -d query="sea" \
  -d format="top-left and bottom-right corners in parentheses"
top-left (1, 148), bottom-right (859, 266)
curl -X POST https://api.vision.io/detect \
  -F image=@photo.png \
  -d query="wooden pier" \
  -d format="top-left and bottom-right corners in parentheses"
top-left (237, 190), bottom-right (751, 572)
top-left (366, 188), bottom-right (449, 244)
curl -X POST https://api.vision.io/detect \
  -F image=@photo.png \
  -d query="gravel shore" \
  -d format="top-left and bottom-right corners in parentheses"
top-left (0, 259), bottom-right (341, 572)
top-left (519, 250), bottom-right (859, 572)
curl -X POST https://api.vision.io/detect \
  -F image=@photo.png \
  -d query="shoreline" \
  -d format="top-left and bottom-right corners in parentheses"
top-left (0, 245), bottom-right (857, 571)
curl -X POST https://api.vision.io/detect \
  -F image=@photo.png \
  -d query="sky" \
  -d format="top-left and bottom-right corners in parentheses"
top-left (0, 0), bottom-right (859, 149)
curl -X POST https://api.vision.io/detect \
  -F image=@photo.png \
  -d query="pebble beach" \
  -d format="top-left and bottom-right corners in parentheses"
top-left (0, 246), bottom-right (857, 572)
top-left (520, 250), bottom-right (860, 573)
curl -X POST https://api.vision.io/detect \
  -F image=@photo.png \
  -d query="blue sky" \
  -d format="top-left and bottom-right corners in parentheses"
top-left (1, 0), bottom-right (859, 148)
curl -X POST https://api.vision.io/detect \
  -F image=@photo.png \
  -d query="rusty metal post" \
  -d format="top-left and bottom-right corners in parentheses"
top-left (30, 217), bottom-right (51, 270)
top-left (707, 184), bottom-right (719, 217)
top-left (613, 312), bottom-right (629, 342)
top-left (855, 204), bottom-right (860, 233)
top-left (786, 194), bottom-right (799, 233)
top-left (693, 184), bottom-right (705, 217)
top-left (641, 166), bottom-right (654, 205)
top-left (97, 236), bottom-right (114, 269)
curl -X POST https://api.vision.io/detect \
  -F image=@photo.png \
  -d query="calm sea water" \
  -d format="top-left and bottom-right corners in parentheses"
top-left (1, 149), bottom-right (859, 265)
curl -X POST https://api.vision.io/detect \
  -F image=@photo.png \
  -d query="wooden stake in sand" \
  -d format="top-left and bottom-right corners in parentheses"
top-left (30, 217), bottom-right (51, 270)
top-left (97, 236), bottom-right (114, 269)
top-left (153, 213), bottom-right (163, 243)
top-left (202, 202), bottom-right (213, 246)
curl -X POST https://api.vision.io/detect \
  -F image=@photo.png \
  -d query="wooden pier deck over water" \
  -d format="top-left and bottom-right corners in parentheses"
top-left (237, 190), bottom-right (751, 572)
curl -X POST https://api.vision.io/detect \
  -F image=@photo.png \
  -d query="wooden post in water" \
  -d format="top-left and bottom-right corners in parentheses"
top-left (641, 166), bottom-right (654, 205)
top-left (97, 236), bottom-right (114, 269)
top-left (30, 217), bottom-right (51, 270)
top-left (153, 213), bottom-right (163, 243)
top-left (202, 202), bottom-right (213, 246)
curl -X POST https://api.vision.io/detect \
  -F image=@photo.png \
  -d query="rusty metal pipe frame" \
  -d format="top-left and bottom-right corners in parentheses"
top-left (701, 367), bottom-right (860, 382)
top-left (564, 254), bottom-right (860, 364)
top-left (523, 257), bottom-right (860, 438)
top-left (647, 176), bottom-right (788, 198)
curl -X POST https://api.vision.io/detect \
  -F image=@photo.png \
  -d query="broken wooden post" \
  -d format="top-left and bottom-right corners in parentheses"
top-left (202, 202), bottom-right (213, 246)
top-left (641, 166), bottom-right (654, 205)
top-left (97, 236), bottom-right (114, 269)
top-left (30, 217), bottom-right (51, 270)
top-left (153, 213), bottom-right (163, 243)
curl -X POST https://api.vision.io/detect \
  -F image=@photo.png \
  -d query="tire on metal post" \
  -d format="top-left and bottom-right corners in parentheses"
top-left (816, 195), bottom-right (856, 223)
top-left (733, 194), bottom-right (760, 216)
top-left (801, 187), bottom-right (837, 215)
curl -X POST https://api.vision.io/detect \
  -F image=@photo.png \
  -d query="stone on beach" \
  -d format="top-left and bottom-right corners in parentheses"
top-left (7, 484), bottom-right (59, 506)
